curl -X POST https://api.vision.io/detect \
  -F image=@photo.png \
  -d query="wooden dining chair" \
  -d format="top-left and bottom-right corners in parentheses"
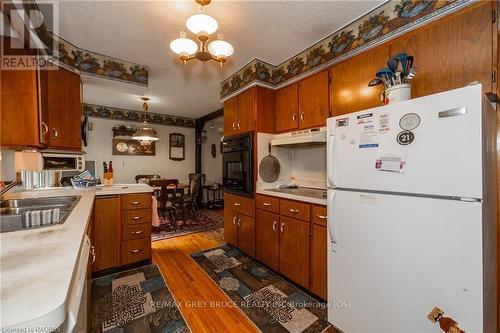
top-left (149, 179), bottom-right (179, 231)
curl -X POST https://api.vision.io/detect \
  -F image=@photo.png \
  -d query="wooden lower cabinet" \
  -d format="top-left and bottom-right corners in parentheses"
top-left (92, 196), bottom-right (120, 272)
top-left (224, 207), bottom-right (255, 257)
top-left (256, 210), bottom-right (280, 271)
top-left (279, 216), bottom-right (310, 289)
top-left (224, 209), bottom-right (239, 246)
top-left (310, 224), bottom-right (327, 299)
top-left (92, 193), bottom-right (152, 274)
top-left (238, 214), bottom-right (256, 257)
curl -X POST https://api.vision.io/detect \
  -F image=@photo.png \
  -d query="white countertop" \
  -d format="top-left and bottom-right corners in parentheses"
top-left (0, 183), bottom-right (153, 330)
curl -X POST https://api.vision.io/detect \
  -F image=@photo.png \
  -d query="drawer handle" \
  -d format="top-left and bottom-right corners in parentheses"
top-left (132, 230), bottom-right (143, 235)
top-left (90, 245), bottom-right (96, 263)
top-left (262, 202), bottom-right (271, 206)
top-left (130, 201), bottom-right (141, 205)
top-left (272, 221), bottom-right (277, 231)
top-left (232, 216), bottom-right (237, 225)
top-left (289, 208), bottom-right (299, 214)
top-left (316, 215), bottom-right (327, 220)
top-left (131, 216), bottom-right (143, 220)
top-left (237, 218), bottom-right (241, 227)
top-left (280, 222), bottom-right (284, 233)
top-left (234, 202), bottom-right (241, 207)
top-left (130, 249), bottom-right (142, 254)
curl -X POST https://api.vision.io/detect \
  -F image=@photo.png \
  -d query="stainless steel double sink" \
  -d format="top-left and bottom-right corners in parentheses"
top-left (0, 196), bottom-right (80, 233)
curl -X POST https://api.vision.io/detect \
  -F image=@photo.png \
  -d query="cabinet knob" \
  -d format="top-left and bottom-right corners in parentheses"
top-left (272, 221), bottom-right (277, 231)
top-left (232, 216), bottom-right (237, 225)
top-left (289, 208), bottom-right (299, 214)
top-left (232, 121), bottom-right (236, 130)
top-left (130, 249), bottom-right (142, 254)
top-left (280, 222), bottom-right (285, 233)
top-left (300, 112), bottom-right (304, 121)
top-left (262, 202), bottom-right (271, 207)
top-left (89, 245), bottom-right (96, 263)
top-left (292, 113), bottom-right (297, 122)
top-left (316, 215), bottom-right (327, 220)
top-left (237, 218), bottom-right (241, 227)
top-left (52, 128), bottom-right (59, 139)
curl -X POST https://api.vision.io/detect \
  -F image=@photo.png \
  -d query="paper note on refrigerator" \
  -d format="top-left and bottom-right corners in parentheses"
top-left (375, 156), bottom-right (406, 173)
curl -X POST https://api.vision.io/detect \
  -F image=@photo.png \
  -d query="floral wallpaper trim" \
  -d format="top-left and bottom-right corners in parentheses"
top-left (220, 0), bottom-right (472, 100)
top-left (83, 104), bottom-right (196, 128)
top-left (51, 33), bottom-right (149, 86)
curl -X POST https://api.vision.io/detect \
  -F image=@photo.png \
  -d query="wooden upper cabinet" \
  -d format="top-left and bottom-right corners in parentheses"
top-left (0, 69), bottom-right (41, 146)
top-left (47, 67), bottom-right (82, 150)
top-left (224, 87), bottom-right (275, 137)
top-left (330, 46), bottom-right (389, 116)
top-left (223, 96), bottom-right (238, 136)
top-left (275, 83), bottom-right (299, 132)
top-left (237, 88), bottom-right (255, 133)
top-left (298, 70), bottom-right (329, 129)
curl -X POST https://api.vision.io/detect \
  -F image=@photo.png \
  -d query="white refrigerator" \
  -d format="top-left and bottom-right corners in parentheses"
top-left (326, 84), bottom-right (497, 333)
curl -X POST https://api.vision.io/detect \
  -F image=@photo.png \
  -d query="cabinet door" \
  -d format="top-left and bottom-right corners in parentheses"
top-left (237, 88), bottom-right (255, 133)
top-left (256, 210), bottom-right (280, 271)
top-left (330, 46), bottom-right (389, 116)
top-left (0, 69), bottom-right (40, 146)
top-left (279, 216), bottom-right (310, 288)
top-left (275, 83), bottom-right (299, 132)
top-left (310, 224), bottom-right (327, 299)
top-left (298, 70), bottom-right (329, 129)
top-left (93, 196), bottom-right (120, 272)
top-left (47, 67), bottom-right (82, 149)
top-left (238, 214), bottom-right (255, 257)
top-left (223, 96), bottom-right (238, 136)
top-left (224, 209), bottom-right (239, 247)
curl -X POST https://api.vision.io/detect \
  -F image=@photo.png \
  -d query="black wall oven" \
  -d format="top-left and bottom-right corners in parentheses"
top-left (222, 133), bottom-right (253, 197)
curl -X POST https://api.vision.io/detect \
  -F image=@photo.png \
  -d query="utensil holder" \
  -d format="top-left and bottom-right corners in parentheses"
top-left (103, 172), bottom-right (114, 185)
top-left (384, 83), bottom-right (411, 105)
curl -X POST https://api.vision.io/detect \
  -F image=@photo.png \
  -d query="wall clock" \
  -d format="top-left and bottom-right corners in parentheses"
top-left (116, 142), bottom-right (128, 152)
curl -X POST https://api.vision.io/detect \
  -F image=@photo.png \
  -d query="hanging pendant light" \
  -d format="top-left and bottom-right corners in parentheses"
top-left (133, 97), bottom-right (159, 146)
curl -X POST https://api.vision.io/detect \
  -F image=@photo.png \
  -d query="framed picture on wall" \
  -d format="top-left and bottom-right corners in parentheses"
top-left (169, 133), bottom-right (185, 161)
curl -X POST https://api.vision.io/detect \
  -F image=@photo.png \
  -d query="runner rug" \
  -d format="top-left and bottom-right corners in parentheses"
top-left (190, 244), bottom-right (332, 333)
top-left (90, 264), bottom-right (190, 333)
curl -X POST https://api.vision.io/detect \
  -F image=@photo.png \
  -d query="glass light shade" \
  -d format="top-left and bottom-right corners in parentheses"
top-left (186, 13), bottom-right (218, 35)
top-left (170, 34), bottom-right (198, 55)
top-left (208, 39), bottom-right (233, 58)
top-left (133, 124), bottom-right (159, 145)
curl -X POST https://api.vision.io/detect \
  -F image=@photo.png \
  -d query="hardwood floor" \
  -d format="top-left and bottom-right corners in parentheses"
top-left (153, 228), bottom-right (335, 332)
top-left (152, 228), bottom-right (260, 333)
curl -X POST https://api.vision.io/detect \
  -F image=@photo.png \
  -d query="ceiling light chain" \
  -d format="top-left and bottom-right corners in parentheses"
top-left (170, 0), bottom-right (233, 66)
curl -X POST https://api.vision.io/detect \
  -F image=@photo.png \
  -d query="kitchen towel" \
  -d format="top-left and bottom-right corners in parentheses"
top-left (151, 196), bottom-right (160, 227)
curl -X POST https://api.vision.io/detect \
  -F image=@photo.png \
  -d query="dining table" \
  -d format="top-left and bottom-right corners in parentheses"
top-left (151, 183), bottom-right (189, 192)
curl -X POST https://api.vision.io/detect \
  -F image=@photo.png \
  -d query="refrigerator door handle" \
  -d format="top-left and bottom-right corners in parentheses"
top-left (327, 190), bottom-right (338, 252)
top-left (327, 135), bottom-right (336, 188)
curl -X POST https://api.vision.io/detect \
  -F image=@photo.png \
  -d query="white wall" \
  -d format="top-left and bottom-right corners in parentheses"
top-left (201, 116), bottom-right (223, 185)
top-left (85, 118), bottom-right (195, 184)
top-left (0, 148), bottom-right (16, 181)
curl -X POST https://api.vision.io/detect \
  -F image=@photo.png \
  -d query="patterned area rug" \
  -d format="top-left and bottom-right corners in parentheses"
top-left (152, 209), bottom-right (223, 242)
top-left (191, 244), bottom-right (332, 333)
top-left (90, 264), bottom-right (190, 333)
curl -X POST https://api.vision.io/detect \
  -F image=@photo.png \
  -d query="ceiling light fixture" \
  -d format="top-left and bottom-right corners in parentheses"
top-left (170, 0), bottom-right (233, 67)
top-left (132, 96), bottom-right (159, 146)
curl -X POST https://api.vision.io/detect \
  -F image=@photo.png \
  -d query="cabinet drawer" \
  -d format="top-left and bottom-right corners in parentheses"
top-left (311, 205), bottom-right (327, 227)
top-left (122, 209), bottom-right (151, 225)
top-left (225, 193), bottom-right (255, 217)
top-left (122, 223), bottom-right (151, 241)
top-left (280, 199), bottom-right (310, 222)
top-left (121, 194), bottom-right (151, 210)
top-left (121, 238), bottom-right (151, 265)
top-left (256, 194), bottom-right (279, 213)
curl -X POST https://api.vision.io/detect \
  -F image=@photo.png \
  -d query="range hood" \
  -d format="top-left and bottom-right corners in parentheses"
top-left (271, 127), bottom-right (327, 147)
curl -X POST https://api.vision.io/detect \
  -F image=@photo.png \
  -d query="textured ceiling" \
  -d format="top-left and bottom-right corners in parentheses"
top-left (55, 0), bottom-right (384, 118)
